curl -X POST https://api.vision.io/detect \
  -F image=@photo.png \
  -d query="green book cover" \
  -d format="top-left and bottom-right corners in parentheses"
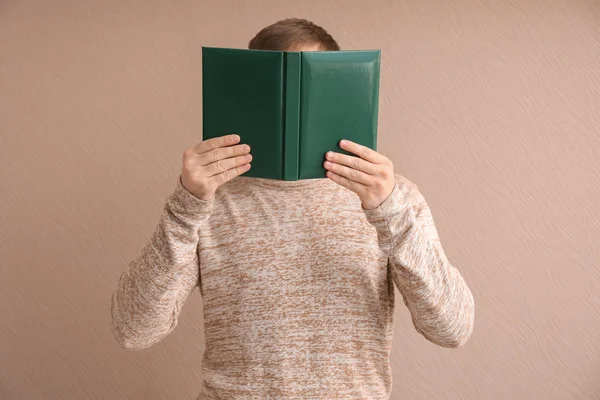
top-left (202, 46), bottom-right (381, 180)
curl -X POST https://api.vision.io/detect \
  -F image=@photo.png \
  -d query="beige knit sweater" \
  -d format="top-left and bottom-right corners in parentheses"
top-left (111, 173), bottom-right (474, 399)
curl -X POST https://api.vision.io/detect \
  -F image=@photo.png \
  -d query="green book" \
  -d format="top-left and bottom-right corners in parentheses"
top-left (202, 46), bottom-right (381, 180)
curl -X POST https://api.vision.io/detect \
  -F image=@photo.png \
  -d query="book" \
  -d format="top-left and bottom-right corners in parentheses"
top-left (202, 46), bottom-right (381, 180)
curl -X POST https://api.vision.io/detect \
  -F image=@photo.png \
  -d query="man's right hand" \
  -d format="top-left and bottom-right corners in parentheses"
top-left (180, 134), bottom-right (252, 201)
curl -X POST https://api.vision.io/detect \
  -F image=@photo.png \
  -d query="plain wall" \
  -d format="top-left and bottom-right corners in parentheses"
top-left (1, 0), bottom-right (599, 399)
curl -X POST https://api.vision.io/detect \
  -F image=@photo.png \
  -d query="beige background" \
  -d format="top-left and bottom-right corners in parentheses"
top-left (1, 0), bottom-right (599, 399)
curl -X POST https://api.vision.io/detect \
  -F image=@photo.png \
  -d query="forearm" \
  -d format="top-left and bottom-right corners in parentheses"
top-left (110, 177), bottom-right (212, 349)
top-left (364, 177), bottom-right (474, 347)
top-left (389, 213), bottom-right (474, 347)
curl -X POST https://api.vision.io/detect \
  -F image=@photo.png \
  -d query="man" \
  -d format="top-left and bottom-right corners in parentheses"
top-left (111, 18), bottom-right (475, 400)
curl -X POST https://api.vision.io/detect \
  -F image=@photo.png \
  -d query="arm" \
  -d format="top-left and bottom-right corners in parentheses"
top-left (110, 176), bottom-right (213, 350)
top-left (363, 174), bottom-right (474, 348)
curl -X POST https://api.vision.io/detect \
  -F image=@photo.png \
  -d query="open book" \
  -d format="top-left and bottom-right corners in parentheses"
top-left (202, 47), bottom-right (381, 180)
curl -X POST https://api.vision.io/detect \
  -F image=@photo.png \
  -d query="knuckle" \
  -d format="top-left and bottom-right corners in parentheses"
top-left (203, 140), bottom-right (213, 152)
top-left (215, 159), bottom-right (225, 172)
top-left (227, 168), bottom-right (237, 181)
top-left (373, 179), bottom-right (385, 192)
top-left (382, 167), bottom-right (393, 179)
top-left (221, 169), bottom-right (231, 182)
top-left (210, 148), bottom-right (220, 160)
top-left (182, 158), bottom-right (194, 171)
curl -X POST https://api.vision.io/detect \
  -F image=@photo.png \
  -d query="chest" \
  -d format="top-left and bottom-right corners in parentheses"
top-left (196, 186), bottom-right (388, 297)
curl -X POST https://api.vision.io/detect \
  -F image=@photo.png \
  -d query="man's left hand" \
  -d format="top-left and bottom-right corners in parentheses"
top-left (323, 139), bottom-right (396, 210)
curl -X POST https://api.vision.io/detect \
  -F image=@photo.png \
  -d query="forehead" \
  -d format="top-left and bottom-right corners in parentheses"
top-left (287, 42), bottom-right (323, 52)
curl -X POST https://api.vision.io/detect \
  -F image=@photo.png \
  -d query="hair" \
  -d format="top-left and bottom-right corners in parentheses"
top-left (248, 18), bottom-right (340, 51)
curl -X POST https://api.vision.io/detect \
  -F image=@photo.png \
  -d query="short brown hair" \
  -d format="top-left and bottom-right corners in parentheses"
top-left (248, 18), bottom-right (340, 51)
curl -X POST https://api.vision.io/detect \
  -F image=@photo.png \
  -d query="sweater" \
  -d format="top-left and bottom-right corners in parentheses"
top-left (110, 173), bottom-right (475, 399)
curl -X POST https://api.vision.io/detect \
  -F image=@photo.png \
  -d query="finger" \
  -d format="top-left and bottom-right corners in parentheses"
top-left (205, 153), bottom-right (253, 177)
top-left (339, 140), bottom-right (387, 164)
top-left (323, 160), bottom-right (371, 185)
top-left (326, 170), bottom-right (367, 194)
top-left (210, 162), bottom-right (252, 186)
top-left (198, 143), bottom-right (251, 166)
top-left (325, 151), bottom-right (378, 175)
top-left (194, 134), bottom-right (240, 154)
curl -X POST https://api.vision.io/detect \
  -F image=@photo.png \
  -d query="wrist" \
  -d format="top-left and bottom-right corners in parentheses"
top-left (180, 176), bottom-right (214, 202)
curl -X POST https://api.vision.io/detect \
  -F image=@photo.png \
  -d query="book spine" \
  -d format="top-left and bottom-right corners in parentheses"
top-left (283, 52), bottom-right (301, 181)
top-left (372, 51), bottom-right (381, 152)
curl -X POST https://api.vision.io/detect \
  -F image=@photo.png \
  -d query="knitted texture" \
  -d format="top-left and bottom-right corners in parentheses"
top-left (111, 173), bottom-right (474, 399)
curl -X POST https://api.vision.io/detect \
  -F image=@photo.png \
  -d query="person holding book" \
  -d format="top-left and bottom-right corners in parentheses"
top-left (111, 18), bottom-right (475, 400)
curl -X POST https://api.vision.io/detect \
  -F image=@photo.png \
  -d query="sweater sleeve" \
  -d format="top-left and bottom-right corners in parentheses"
top-left (110, 176), bottom-right (213, 350)
top-left (362, 173), bottom-right (475, 348)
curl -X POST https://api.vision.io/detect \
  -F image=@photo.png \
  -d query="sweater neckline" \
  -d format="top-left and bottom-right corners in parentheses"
top-left (236, 176), bottom-right (331, 190)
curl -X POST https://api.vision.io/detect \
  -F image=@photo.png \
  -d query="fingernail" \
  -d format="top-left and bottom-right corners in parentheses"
top-left (233, 135), bottom-right (240, 142)
top-left (340, 140), bottom-right (348, 146)
top-left (326, 151), bottom-right (333, 159)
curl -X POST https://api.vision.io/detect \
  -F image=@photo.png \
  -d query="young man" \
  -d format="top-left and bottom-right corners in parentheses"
top-left (111, 18), bottom-right (475, 400)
